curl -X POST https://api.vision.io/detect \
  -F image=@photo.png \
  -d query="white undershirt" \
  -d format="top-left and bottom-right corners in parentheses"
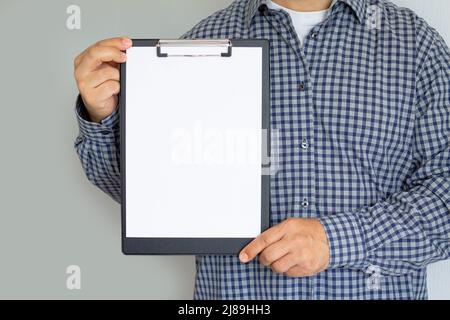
top-left (267, 0), bottom-right (332, 46)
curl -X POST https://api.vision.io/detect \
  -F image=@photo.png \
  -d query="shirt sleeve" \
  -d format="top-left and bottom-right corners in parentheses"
top-left (319, 30), bottom-right (450, 276)
top-left (74, 95), bottom-right (121, 203)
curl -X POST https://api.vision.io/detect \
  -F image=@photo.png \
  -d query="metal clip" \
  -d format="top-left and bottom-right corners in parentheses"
top-left (156, 39), bottom-right (232, 57)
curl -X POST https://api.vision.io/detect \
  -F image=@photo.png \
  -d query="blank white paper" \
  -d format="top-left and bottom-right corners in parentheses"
top-left (125, 45), bottom-right (263, 238)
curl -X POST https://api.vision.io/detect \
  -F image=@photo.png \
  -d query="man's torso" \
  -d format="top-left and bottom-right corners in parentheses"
top-left (181, 0), bottom-right (433, 299)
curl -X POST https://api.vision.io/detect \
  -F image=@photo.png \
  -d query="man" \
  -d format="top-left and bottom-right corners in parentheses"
top-left (73, 0), bottom-right (450, 299)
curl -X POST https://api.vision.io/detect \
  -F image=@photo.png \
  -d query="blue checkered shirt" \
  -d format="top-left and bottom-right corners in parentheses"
top-left (75, 0), bottom-right (450, 299)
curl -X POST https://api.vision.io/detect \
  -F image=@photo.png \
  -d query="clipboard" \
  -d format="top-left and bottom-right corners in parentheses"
top-left (120, 39), bottom-right (270, 255)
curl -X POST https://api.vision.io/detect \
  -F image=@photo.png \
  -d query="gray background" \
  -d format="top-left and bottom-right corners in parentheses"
top-left (0, 0), bottom-right (448, 299)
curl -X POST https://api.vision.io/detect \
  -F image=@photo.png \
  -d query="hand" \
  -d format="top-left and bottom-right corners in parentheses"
top-left (239, 218), bottom-right (330, 277)
top-left (74, 37), bottom-right (132, 123)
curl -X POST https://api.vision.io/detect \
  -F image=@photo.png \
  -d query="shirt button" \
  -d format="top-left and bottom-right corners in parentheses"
top-left (299, 82), bottom-right (306, 91)
top-left (301, 139), bottom-right (309, 149)
top-left (310, 32), bottom-right (318, 39)
top-left (301, 198), bottom-right (309, 207)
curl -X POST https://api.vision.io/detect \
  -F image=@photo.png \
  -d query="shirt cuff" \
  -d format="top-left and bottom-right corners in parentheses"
top-left (319, 212), bottom-right (366, 269)
top-left (75, 95), bottom-right (119, 143)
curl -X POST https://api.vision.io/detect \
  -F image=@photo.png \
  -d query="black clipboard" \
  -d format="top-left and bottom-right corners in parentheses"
top-left (120, 39), bottom-right (270, 255)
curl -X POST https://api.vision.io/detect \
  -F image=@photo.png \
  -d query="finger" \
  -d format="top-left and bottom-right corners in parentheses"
top-left (270, 253), bottom-right (298, 274)
top-left (74, 38), bottom-right (131, 68)
top-left (239, 223), bottom-right (287, 263)
top-left (285, 265), bottom-right (307, 278)
top-left (92, 80), bottom-right (120, 102)
top-left (84, 66), bottom-right (120, 89)
top-left (97, 37), bottom-right (132, 49)
top-left (78, 46), bottom-right (127, 75)
top-left (107, 61), bottom-right (119, 69)
top-left (74, 51), bottom-right (86, 68)
top-left (258, 238), bottom-right (291, 267)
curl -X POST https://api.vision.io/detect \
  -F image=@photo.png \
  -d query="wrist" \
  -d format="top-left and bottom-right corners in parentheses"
top-left (87, 112), bottom-right (105, 124)
top-left (75, 95), bottom-right (120, 142)
top-left (81, 96), bottom-right (118, 124)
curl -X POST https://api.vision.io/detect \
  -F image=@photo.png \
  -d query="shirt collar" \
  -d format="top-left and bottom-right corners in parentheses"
top-left (244, 0), bottom-right (367, 28)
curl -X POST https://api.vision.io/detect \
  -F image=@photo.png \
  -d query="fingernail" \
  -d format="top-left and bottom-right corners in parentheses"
top-left (123, 38), bottom-right (132, 46)
top-left (239, 252), bottom-right (248, 263)
top-left (121, 53), bottom-right (127, 60)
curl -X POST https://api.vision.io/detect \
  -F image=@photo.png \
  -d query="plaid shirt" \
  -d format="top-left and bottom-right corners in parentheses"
top-left (75, 0), bottom-right (450, 299)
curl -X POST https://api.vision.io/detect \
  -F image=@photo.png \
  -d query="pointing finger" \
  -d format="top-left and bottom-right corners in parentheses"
top-left (239, 223), bottom-right (286, 263)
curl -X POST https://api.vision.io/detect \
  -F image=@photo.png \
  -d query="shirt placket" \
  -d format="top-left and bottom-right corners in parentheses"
top-left (301, 12), bottom-right (336, 300)
top-left (256, 8), bottom-right (321, 299)
top-left (274, 8), bottom-right (334, 299)
top-left (279, 11), bottom-right (317, 219)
